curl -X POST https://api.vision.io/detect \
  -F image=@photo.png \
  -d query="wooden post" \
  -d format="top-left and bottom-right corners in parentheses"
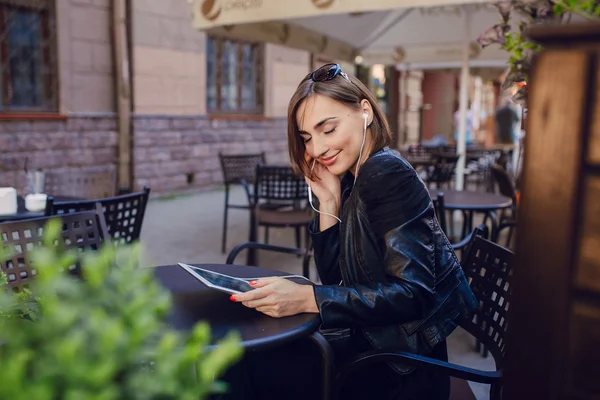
top-left (112, 0), bottom-right (132, 193)
top-left (503, 23), bottom-right (600, 400)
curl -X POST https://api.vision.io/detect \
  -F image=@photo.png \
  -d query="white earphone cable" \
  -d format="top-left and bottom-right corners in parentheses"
top-left (307, 113), bottom-right (368, 225)
top-left (308, 159), bottom-right (342, 223)
top-left (354, 113), bottom-right (368, 185)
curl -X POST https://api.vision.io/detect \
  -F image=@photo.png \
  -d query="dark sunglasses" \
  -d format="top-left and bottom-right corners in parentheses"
top-left (304, 63), bottom-right (350, 83)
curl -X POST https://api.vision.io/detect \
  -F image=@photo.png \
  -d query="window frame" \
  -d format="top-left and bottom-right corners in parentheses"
top-left (0, 0), bottom-right (59, 114)
top-left (206, 35), bottom-right (264, 116)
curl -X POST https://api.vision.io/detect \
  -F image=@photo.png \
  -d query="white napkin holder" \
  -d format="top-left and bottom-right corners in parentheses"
top-left (0, 187), bottom-right (17, 215)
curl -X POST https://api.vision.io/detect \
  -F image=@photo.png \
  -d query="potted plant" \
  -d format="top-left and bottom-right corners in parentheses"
top-left (477, 0), bottom-right (600, 106)
top-left (0, 219), bottom-right (242, 400)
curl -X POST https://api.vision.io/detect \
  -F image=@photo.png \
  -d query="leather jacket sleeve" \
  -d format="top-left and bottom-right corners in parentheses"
top-left (308, 218), bottom-right (342, 285)
top-left (313, 156), bottom-right (437, 329)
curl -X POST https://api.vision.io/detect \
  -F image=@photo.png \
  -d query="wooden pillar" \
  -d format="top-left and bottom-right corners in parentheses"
top-left (112, 0), bottom-right (133, 193)
top-left (503, 22), bottom-right (600, 400)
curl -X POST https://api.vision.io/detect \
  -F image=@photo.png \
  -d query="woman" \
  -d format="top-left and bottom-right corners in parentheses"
top-left (232, 64), bottom-right (477, 399)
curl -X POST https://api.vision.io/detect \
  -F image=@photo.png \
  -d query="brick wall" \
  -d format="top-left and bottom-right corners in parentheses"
top-left (133, 116), bottom-right (289, 194)
top-left (0, 116), bottom-right (118, 195)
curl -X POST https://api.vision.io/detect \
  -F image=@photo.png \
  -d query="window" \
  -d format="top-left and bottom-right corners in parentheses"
top-left (207, 36), bottom-right (263, 114)
top-left (0, 0), bottom-right (58, 112)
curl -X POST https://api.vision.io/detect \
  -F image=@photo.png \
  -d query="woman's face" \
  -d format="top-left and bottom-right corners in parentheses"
top-left (296, 94), bottom-right (371, 177)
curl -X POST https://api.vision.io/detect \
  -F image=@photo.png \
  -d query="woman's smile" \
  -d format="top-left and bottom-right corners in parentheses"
top-left (320, 151), bottom-right (341, 167)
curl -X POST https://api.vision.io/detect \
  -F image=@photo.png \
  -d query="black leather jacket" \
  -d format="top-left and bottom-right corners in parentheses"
top-left (309, 148), bottom-right (477, 374)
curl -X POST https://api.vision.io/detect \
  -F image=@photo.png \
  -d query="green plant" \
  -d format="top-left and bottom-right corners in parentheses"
top-left (0, 219), bottom-right (243, 400)
top-left (477, 0), bottom-right (600, 104)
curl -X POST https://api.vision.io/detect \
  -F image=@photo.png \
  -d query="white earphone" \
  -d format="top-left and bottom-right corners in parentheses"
top-left (306, 111), bottom-right (369, 225)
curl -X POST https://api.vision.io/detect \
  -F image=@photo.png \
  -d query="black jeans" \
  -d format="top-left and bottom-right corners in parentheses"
top-left (211, 333), bottom-right (450, 400)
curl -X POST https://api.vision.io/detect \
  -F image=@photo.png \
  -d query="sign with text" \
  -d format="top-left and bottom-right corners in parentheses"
top-left (190, 0), bottom-right (488, 29)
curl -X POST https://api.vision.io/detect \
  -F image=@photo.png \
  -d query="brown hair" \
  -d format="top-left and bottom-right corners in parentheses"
top-left (287, 72), bottom-right (392, 178)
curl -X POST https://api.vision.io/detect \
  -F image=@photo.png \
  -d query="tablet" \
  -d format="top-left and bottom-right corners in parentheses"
top-left (177, 263), bottom-right (312, 295)
top-left (178, 263), bottom-right (254, 294)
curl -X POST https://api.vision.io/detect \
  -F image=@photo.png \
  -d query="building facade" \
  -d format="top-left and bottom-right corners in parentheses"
top-left (0, 0), bottom-right (311, 196)
top-left (0, 0), bottom-right (503, 196)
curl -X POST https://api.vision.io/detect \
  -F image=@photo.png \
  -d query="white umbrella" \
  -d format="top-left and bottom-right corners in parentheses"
top-left (190, 0), bottom-right (489, 29)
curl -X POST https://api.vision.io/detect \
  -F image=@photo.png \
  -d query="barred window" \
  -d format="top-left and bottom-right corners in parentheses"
top-left (207, 36), bottom-right (263, 114)
top-left (0, 0), bottom-right (58, 112)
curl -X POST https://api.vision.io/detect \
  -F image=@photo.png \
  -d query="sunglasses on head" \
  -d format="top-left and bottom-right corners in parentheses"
top-left (304, 63), bottom-right (350, 83)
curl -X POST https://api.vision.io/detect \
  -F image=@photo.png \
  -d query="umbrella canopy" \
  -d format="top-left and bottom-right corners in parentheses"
top-left (192, 0), bottom-right (489, 29)
top-left (193, 1), bottom-right (507, 66)
top-left (290, 4), bottom-right (508, 67)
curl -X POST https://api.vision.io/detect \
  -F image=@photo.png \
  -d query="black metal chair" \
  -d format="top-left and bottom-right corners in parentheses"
top-left (490, 164), bottom-right (518, 247)
top-left (427, 153), bottom-right (460, 189)
top-left (332, 227), bottom-right (513, 400)
top-left (252, 165), bottom-right (312, 251)
top-left (45, 168), bottom-right (117, 199)
top-left (0, 205), bottom-right (110, 291)
top-left (432, 192), bottom-right (449, 237)
top-left (49, 186), bottom-right (150, 247)
top-left (226, 241), bottom-right (314, 279)
top-left (218, 152), bottom-right (267, 253)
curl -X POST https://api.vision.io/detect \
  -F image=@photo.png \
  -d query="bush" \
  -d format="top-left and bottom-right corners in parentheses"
top-left (0, 219), bottom-right (243, 400)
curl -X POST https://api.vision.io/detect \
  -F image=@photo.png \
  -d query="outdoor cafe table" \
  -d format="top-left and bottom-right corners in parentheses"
top-left (153, 263), bottom-right (333, 399)
top-left (0, 195), bottom-right (82, 223)
top-left (428, 188), bottom-right (512, 241)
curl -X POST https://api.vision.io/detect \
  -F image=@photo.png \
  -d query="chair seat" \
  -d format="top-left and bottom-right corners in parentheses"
top-left (257, 208), bottom-right (313, 227)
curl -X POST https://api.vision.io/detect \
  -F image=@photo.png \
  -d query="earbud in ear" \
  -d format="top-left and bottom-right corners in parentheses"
top-left (362, 113), bottom-right (368, 120)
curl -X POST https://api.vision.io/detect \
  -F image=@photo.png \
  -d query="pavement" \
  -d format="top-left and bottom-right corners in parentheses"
top-left (140, 187), bottom-right (496, 400)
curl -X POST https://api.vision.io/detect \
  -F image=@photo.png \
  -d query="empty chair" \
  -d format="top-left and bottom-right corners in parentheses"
top-left (252, 165), bottom-right (312, 252)
top-left (226, 241), bottom-right (313, 279)
top-left (50, 187), bottom-right (150, 246)
top-left (490, 164), bottom-right (518, 246)
top-left (427, 153), bottom-right (460, 189)
top-left (218, 152), bottom-right (266, 253)
top-left (0, 206), bottom-right (109, 291)
top-left (44, 169), bottom-right (116, 199)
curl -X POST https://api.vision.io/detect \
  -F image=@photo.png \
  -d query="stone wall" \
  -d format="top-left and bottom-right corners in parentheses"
top-left (0, 116), bottom-right (118, 194)
top-left (133, 116), bottom-right (289, 194)
top-left (56, 0), bottom-right (115, 113)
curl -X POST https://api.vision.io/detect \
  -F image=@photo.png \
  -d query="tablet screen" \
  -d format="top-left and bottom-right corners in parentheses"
top-left (187, 265), bottom-right (254, 293)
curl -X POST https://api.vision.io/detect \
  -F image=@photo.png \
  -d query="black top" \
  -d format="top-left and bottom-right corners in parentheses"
top-left (428, 189), bottom-right (512, 211)
top-left (153, 264), bottom-right (320, 351)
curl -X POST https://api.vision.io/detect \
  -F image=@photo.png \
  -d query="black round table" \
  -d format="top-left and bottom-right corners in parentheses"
top-left (153, 263), bottom-right (333, 399)
top-left (0, 195), bottom-right (81, 222)
top-left (428, 189), bottom-right (512, 211)
top-left (428, 189), bottom-right (512, 242)
top-left (153, 263), bottom-right (321, 350)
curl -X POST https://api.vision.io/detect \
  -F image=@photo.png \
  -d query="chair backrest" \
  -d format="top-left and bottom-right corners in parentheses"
top-left (219, 152), bottom-right (266, 186)
top-left (0, 207), bottom-right (109, 290)
top-left (50, 186), bottom-right (150, 246)
top-left (254, 165), bottom-right (308, 202)
top-left (45, 169), bottom-right (117, 199)
top-left (460, 231), bottom-right (515, 370)
top-left (431, 153), bottom-right (460, 185)
top-left (406, 145), bottom-right (439, 158)
top-left (432, 192), bottom-right (448, 235)
top-left (490, 164), bottom-right (517, 201)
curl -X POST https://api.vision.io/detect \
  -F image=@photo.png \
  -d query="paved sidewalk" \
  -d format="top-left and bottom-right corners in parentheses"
top-left (140, 187), bottom-right (496, 400)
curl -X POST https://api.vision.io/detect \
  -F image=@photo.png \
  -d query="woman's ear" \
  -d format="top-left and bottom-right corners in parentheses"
top-left (360, 99), bottom-right (374, 126)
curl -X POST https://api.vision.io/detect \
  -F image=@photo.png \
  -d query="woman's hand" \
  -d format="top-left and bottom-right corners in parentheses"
top-left (306, 157), bottom-right (341, 230)
top-left (305, 159), bottom-right (341, 207)
top-left (231, 277), bottom-right (318, 318)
